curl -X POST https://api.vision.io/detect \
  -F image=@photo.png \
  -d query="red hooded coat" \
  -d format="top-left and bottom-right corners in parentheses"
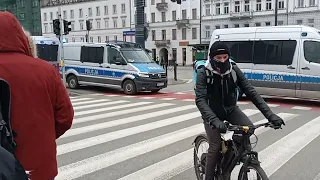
top-left (0, 12), bottom-right (74, 179)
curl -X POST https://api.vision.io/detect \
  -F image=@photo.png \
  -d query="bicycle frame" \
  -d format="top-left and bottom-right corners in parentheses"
top-left (218, 131), bottom-right (260, 178)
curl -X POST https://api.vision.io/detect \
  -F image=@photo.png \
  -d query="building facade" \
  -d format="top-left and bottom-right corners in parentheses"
top-left (40, 0), bottom-right (136, 43)
top-left (0, 0), bottom-right (42, 35)
top-left (201, 0), bottom-right (320, 42)
top-left (40, 0), bottom-right (320, 66)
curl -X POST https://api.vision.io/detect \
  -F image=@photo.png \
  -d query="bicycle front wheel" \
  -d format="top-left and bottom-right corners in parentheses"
top-left (238, 163), bottom-right (269, 180)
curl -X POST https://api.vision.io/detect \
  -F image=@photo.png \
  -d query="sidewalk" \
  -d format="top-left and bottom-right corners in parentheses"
top-left (166, 65), bottom-right (193, 85)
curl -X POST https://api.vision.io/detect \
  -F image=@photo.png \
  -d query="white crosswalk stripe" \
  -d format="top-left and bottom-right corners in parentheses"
top-left (55, 95), bottom-right (320, 180)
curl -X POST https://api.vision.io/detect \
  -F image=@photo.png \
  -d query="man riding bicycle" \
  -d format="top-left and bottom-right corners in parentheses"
top-left (194, 41), bottom-right (285, 180)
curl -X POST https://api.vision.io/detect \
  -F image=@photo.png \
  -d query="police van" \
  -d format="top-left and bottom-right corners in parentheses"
top-left (209, 25), bottom-right (320, 100)
top-left (62, 41), bottom-right (167, 94)
top-left (31, 36), bottom-right (60, 72)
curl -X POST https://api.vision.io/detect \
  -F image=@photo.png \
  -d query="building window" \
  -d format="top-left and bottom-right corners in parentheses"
top-left (255, 22), bottom-right (261, 26)
top-left (172, 11), bottom-right (176, 21)
top-left (224, 3), bottom-right (229, 14)
top-left (80, 21), bottom-right (84, 30)
top-left (244, 1), bottom-right (250, 12)
top-left (113, 19), bottom-right (117, 28)
top-left (266, 0), bottom-right (272, 10)
top-left (113, 5), bottom-right (117, 14)
top-left (104, 6), bottom-right (108, 15)
top-left (278, 1), bottom-right (285, 9)
top-left (205, 4), bottom-right (210, 16)
top-left (298, 0), bottom-right (304, 7)
top-left (79, 9), bottom-right (83, 18)
top-left (256, 0), bottom-right (262, 11)
top-left (122, 18), bottom-right (126, 27)
top-left (192, 8), bottom-right (197, 19)
top-left (192, 28), bottom-right (197, 39)
top-left (96, 7), bottom-right (100, 16)
top-left (205, 26), bottom-right (210, 38)
top-left (63, 11), bottom-right (67, 19)
top-left (104, 19), bottom-right (109, 28)
top-left (265, 22), bottom-right (271, 26)
top-left (151, 0), bottom-right (155, 5)
top-left (296, 20), bottom-right (303, 24)
top-left (70, 10), bottom-right (74, 19)
top-left (182, 28), bottom-right (187, 40)
top-left (161, 12), bottom-right (166, 22)
top-left (172, 29), bottom-right (177, 40)
top-left (310, 0), bottom-right (316, 6)
top-left (234, 24), bottom-right (239, 28)
top-left (88, 8), bottom-right (92, 17)
top-left (43, 13), bottom-right (47, 21)
top-left (106, 36), bottom-right (109, 42)
top-left (90, 37), bottom-right (93, 42)
top-left (216, 3), bottom-right (220, 15)
top-left (224, 24), bottom-right (228, 28)
top-left (44, 24), bottom-right (48, 33)
top-left (152, 30), bottom-right (155, 41)
top-left (162, 30), bottom-right (166, 40)
top-left (50, 12), bottom-right (53, 20)
top-left (278, 21), bottom-right (284, 25)
top-left (98, 36), bottom-right (101, 43)
top-left (150, 13), bottom-right (155, 23)
top-left (215, 25), bottom-right (220, 29)
top-left (96, 20), bottom-right (100, 29)
top-left (182, 9), bottom-right (187, 19)
top-left (235, 1), bottom-right (240, 13)
top-left (121, 3), bottom-right (125, 14)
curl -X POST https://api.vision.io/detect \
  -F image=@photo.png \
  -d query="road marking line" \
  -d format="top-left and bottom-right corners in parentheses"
top-left (73, 101), bottom-right (126, 111)
top-left (70, 98), bottom-right (92, 102)
top-left (74, 101), bottom-right (151, 116)
top-left (61, 104), bottom-right (189, 138)
top-left (72, 99), bottom-right (110, 106)
top-left (160, 98), bottom-right (176, 100)
top-left (291, 106), bottom-right (312, 110)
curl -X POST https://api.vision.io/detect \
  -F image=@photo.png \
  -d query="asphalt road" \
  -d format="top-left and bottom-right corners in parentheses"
top-left (55, 93), bottom-right (320, 180)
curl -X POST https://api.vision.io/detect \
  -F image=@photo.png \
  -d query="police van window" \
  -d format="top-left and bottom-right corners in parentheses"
top-left (253, 40), bottom-right (296, 65)
top-left (223, 41), bottom-right (253, 63)
top-left (80, 46), bottom-right (104, 64)
top-left (304, 40), bottom-right (320, 64)
top-left (108, 47), bottom-right (122, 64)
top-left (36, 44), bottom-right (58, 62)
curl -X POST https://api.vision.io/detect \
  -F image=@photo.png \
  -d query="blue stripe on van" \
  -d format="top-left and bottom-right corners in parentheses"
top-left (60, 66), bottom-right (138, 78)
top-left (243, 72), bottom-right (320, 84)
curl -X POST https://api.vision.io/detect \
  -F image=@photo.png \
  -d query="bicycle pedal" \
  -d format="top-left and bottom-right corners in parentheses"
top-left (236, 162), bottom-right (240, 165)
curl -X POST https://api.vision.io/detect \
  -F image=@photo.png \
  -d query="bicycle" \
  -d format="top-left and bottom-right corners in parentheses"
top-left (193, 121), bottom-right (278, 180)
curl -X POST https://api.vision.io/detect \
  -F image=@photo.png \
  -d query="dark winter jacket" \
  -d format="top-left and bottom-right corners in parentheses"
top-left (195, 60), bottom-right (274, 124)
top-left (0, 146), bottom-right (28, 180)
top-left (0, 12), bottom-right (74, 180)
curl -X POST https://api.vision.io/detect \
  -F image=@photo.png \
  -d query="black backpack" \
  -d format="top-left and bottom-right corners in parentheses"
top-left (0, 79), bottom-right (28, 180)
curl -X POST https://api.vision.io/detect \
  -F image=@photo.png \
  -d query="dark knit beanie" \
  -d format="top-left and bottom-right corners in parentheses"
top-left (209, 41), bottom-right (231, 58)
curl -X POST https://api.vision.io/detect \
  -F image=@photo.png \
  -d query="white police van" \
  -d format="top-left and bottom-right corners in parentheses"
top-left (32, 36), bottom-right (60, 72)
top-left (210, 25), bottom-right (320, 100)
top-left (61, 41), bottom-right (167, 94)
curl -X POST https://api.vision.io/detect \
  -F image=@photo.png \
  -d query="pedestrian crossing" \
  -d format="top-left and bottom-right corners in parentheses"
top-left (56, 95), bottom-right (320, 180)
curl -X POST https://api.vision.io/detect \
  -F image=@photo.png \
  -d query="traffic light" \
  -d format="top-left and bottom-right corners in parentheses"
top-left (53, 19), bottom-right (60, 35)
top-left (171, 0), bottom-right (181, 4)
top-left (63, 20), bottom-right (72, 35)
top-left (86, 20), bottom-right (92, 31)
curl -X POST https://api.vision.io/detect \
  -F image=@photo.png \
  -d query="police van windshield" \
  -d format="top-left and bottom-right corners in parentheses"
top-left (120, 49), bottom-right (154, 63)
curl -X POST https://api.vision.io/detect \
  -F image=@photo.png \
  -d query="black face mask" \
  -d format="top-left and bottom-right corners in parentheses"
top-left (210, 59), bottom-right (230, 74)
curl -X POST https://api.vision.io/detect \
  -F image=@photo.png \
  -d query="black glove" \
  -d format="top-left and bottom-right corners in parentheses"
top-left (210, 120), bottom-right (227, 133)
top-left (268, 114), bottom-right (285, 129)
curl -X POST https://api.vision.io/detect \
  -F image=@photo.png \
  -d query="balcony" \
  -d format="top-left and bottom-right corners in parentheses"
top-left (176, 19), bottom-right (190, 28)
top-left (155, 40), bottom-right (171, 47)
top-left (40, 0), bottom-right (96, 7)
top-left (156, 2), bottom-right (168, 11)
top-left (229, 11), bottom-right (253, 21)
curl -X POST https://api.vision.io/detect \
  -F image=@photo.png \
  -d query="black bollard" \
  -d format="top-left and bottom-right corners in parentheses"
top-left (173, 62), bottom-right (177, 81)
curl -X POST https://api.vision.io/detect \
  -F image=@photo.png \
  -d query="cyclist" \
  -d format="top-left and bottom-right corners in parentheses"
top-left (194, 41), bottom-right (285, 180)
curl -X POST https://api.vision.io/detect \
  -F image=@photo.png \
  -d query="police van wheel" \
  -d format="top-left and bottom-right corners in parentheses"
top-left (67, 75), bottom-right (79, 89)
top-left (151, 89), bottom-right (160, 93)
top-left (123, 80), bottom-right (137, 95)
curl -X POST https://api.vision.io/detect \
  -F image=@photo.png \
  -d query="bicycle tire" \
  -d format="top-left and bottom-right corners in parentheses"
top-left (237, 163), bottom-right (269, 180)
top-left (193, 135), bottom-right (207, 180)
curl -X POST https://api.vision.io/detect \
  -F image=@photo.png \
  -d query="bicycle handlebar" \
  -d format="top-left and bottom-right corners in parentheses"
top-left (224, 121), bottom-right (276, 133)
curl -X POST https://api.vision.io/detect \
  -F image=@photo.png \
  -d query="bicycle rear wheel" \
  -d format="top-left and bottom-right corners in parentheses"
top-left (237, 163), bottom-right (269, 180)
top-left (193, 135), bottom-right (208, 180)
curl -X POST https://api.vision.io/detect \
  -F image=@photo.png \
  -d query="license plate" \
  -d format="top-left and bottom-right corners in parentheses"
top-left (157, 82), bottom-right (165, 86)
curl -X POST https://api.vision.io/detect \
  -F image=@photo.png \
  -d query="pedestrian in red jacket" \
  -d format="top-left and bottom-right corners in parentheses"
top-left (0, 12), bottom-right (74, 180)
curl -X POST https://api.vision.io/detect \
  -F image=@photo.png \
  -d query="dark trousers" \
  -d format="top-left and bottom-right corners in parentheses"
top-left (204, 106), bottom-right (253, 180)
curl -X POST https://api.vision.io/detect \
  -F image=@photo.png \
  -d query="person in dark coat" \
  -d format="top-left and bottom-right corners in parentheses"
top-left (0, 12), bottom-right (74, 180)
top-left (195, 41), bottom-right (285, 180)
